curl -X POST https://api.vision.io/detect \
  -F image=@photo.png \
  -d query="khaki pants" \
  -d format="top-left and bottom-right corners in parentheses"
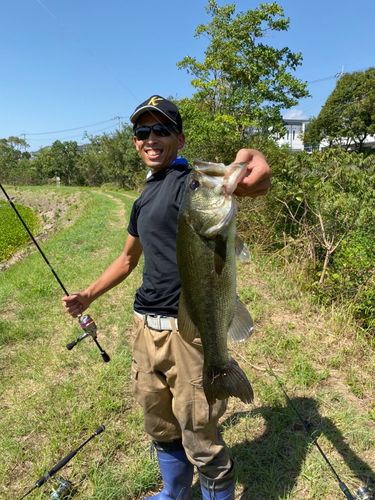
top-left (131, 314), bottom-right (232, 478)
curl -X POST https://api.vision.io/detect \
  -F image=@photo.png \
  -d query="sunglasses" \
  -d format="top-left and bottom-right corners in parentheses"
top-left (134, 123), bottom-right (180, 141)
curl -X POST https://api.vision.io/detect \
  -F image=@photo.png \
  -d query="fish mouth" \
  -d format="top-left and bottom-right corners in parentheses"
top-left (223, 163), bottom-right (248, 193)
top-left (194, 160), bottom-right (247, 195)
top-left (188, 160), bottom-right (246, 238)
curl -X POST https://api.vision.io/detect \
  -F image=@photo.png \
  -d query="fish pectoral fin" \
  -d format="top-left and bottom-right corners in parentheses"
top-left (214, 235), bottom-right (227, 275)
top-left (227, 297), bottom-right (254, 344)
top-left (235, 234), bottom-right (250, 262)
top-left (177, 290), bottom-right (200, 343)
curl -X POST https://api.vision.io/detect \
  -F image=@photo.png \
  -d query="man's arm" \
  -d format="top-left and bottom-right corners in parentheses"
top-left (62, 234), bottom-right (143, 318)
top-left (233, 148), bottom-right (271, 198)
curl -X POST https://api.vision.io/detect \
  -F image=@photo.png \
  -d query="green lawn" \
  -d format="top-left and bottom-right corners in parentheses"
top-left (0, 186), bottom-right (374, 499)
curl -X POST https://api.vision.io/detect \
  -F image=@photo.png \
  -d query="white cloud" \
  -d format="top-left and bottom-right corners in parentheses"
top-left (283, 109), bottom-right (307, 119)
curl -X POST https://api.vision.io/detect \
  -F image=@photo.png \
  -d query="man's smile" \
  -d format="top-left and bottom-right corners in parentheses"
top-left (146, 149), bottom-right (163, 157)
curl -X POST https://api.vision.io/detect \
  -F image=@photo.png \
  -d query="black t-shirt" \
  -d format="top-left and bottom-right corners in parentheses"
top-left (127, 159), bottom-right (190, 317)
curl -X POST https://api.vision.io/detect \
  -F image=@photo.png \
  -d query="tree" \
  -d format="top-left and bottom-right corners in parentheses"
top-left (304, 68), bottom-right (375, 149)
top-left (0, 137), bottom-right (31, 184)
top-left (32, 140), bottom-right (80, 185)
top-left (77, 125), bottom-right (146, 189)
top-left (0, 136), bottom-right (29, 165)
top-left (177, 1), bottom-right (309, 136)
top-left (270, 150), bottom-right (375, 288)
top-left (177, 97), bottom-right (244, 164)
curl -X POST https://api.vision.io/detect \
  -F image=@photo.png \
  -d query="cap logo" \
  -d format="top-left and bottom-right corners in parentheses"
top-left (148, 96), bottom-right (163, 106)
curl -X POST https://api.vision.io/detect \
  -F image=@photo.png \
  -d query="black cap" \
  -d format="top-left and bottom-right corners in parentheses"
top-left (130, 95), bottom-right (183, 132)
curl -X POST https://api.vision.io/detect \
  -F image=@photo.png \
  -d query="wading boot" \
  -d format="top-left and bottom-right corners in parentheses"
top-left (146, 440), bottom-right (194, 500)
top-left (199, 462), bottom-right (235, 500)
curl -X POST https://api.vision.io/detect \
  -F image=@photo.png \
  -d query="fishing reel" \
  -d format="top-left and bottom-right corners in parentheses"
top-left (48, 477), bottom-right (72, 499)
top-left (66, 314), bottom-right (110, 363)
top-left (354, 486), bottom-right (375, 500)
top-left (20, 425), bottom-right (105, 500)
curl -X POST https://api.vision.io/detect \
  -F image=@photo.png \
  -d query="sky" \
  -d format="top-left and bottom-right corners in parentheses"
top-left (1, 0), bottom-right (374, 152)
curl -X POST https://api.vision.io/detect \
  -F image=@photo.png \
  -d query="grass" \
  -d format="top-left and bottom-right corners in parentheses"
top-left (0, 199), bottom-right (40, 260)
top-left (0, 186), bottom-right (374, 499)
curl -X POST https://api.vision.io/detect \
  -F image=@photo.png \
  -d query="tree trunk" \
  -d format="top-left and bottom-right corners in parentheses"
top-left (319, 250), bottom-right (331, 285)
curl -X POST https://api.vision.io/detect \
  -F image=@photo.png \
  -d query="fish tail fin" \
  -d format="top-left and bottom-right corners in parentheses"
top-left (203, 358), bottom-right (254, 406)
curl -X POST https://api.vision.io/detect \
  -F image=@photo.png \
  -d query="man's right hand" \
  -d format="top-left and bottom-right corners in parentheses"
top-left (62, 293), bottom-right (90, 318)
top-left (61, 234), bottom-right (143, 318)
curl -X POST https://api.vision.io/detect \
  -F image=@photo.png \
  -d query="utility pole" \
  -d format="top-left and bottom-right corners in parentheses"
top-left (114, 115), bottom-right (120, 131)
top-left (22, 133), bottom-right (27, 152)
top-left (335, 66), bottom-right (345, 79)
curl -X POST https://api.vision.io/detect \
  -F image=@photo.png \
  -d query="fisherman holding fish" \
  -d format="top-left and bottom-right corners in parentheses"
top-left (62, 96), bottom-right (270, 500)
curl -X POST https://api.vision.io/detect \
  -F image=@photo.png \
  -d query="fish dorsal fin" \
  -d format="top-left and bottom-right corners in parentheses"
top-left (228, 296), bottom-right (254, 344)
top-left (178, 290), bottom-right (200, 344)
top-left (235, 234), bottom-right (250, 262)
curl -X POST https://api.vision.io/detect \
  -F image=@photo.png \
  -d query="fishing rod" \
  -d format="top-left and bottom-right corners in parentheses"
top-left (20, 425), bottom-right (105, 499)
top-left (266, 359), bottom-right (374, 500)
top-left (0, 183), bottom-right (110, 362)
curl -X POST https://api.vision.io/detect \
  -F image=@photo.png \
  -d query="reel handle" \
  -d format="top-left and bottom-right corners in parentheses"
top-left (66, 340), bottom-right (77, 350)
top-left (66, 332), bottom-right (89, 350)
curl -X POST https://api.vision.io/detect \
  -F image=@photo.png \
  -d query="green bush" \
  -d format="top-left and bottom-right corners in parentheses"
top-left (0, 200), bottom-right (39, 260)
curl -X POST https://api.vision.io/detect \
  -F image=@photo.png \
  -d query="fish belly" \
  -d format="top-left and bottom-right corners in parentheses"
top-left (177, 219), bottom-right (254, 406)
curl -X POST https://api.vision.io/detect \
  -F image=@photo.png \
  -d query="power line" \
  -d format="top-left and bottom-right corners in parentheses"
top-left (307, 66), bottom-right (371, 85)
top-left (25, 125), bottom-right (120, 145)
top-left (25, 117), bottom-right (127, 136)
top-left (308, 75), bottom-right (337, 85)
top-left (288, 65), bottom-right (373, 119)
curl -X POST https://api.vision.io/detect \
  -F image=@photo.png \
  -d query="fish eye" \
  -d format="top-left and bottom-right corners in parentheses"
top-left (189, 179), bottom-right (200, 191)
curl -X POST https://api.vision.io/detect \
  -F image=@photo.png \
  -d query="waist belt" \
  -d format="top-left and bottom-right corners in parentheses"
top-left (134, 311), bottom-right (178, 331)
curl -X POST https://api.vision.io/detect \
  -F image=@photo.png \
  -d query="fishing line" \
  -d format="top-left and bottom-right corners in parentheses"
top-left (0, 183), bottom-right (110, 362)
top-left (31, 2), bottom-right (375, 140)
top-left (32, 0), bottom-right (183, 137)
top-left (34, 0), bottom-right (140, 103)
top-left (264, 356), bottom-right (373, 500)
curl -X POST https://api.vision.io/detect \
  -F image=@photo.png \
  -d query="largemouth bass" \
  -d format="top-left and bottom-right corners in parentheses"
top-left (176, 160), bottom-right (254, 406)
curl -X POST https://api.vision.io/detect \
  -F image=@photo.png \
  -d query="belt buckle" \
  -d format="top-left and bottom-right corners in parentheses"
top-left (155, 315), bottom-right (163, 330)
top-left (147, 314), bottom-right (163, 330)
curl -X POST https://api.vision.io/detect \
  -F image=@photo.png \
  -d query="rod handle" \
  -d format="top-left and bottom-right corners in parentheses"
top-left (95, 425), bottom-right (105, 435)
top-left (339, 482), bottom-right (355, 500)
top-left (101, 352), bottom-right (110, 363)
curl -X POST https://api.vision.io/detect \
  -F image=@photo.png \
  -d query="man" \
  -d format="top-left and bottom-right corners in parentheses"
top-left (62, 96), bottom-right (271, 499)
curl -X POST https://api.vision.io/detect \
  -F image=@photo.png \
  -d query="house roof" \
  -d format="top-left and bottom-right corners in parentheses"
top-left (283, 118), bottom-right (309, 126)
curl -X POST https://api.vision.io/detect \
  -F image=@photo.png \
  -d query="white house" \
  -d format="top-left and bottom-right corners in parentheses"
top-left (277, 118), bottom-right (375, 152)
top-left (319, 135), bottom-right (375, 151)
top-left (276, 118), bottom-right (310, 152)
